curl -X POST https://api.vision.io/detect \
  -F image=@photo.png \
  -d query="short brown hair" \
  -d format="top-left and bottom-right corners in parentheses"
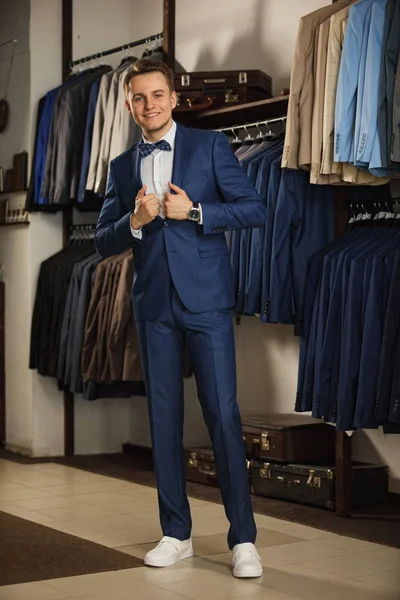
top-left (124, 59), bottom-right (175, 97)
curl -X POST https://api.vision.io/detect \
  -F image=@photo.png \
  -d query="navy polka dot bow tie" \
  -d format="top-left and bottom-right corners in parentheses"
top-left (137, 139), bottom-right (172, 158)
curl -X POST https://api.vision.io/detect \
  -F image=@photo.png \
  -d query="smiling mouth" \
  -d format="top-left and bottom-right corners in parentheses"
top-left (144, 113), bottom-right (160, 118)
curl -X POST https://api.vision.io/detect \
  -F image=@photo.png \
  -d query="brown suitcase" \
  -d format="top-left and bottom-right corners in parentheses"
top-left (241, 414), bottom-right (336, 463)
top-left (185, 447), bottom-right (251, 488)
top-left (251, 460), bottom-right (389, 511)
top-left (185, 448), bottom-right (219, 487)
top-left (174, 70), bottom-right (272, 112)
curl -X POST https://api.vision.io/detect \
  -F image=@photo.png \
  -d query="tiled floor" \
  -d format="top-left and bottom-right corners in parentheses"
top-left (0, 458), bottom-right (399, 600)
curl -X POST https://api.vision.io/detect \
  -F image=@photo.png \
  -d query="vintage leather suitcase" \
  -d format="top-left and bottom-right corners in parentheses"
top-left (185, 447), bottom-right (251, 488)
top-left (251, 461), bottom-right (389, 510)
top-left (185, 448), bottom-right (219, 487)
top-left (241, 415), bottom-right (336, 463)
top-left (174, 70), bottom-right (272, 112)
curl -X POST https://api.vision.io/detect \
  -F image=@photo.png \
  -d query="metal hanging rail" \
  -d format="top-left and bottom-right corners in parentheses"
top-left (217, 115), bottom-right (286, 133)
top-left (70, 32), bottom-right (163, 67)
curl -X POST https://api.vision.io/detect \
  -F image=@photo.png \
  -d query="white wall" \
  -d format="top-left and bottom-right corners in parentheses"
top-left (0, 1), bottom-right (33, 453)
top-left (0, 0), bottom-right (65, 455)
top-left (0, 0), bottom-right (30, 170)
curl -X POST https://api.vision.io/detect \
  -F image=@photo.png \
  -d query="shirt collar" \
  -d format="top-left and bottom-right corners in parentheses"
top-left (142, 120), bottom-right (176, 148)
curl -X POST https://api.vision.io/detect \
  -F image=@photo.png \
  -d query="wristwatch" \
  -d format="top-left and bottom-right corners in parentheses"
top-left (187, 202), bottom-right (201, 222)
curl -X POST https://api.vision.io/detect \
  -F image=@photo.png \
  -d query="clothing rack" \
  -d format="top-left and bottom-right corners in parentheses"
top-left (70, 33), bottom-right (163, 67)
top-left (217, 116), bottom-right (286, 134)
top-left (69, 224), bottom-right (97, 240)
top-left (61, 0), bottom-right (175, 456)
top-left (215, 107), bottom-right (355, 519)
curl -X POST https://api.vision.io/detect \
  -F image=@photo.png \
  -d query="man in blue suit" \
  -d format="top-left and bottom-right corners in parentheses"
top-left (95, 60), bottom-right (265, 578)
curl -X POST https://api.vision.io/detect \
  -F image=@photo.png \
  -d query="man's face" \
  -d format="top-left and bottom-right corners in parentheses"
top-left (125, 72), bottom-right (177, 137)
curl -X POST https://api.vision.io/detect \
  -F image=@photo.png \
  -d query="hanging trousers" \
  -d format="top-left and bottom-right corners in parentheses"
top-left (136, 282), bottom-right (256, 550)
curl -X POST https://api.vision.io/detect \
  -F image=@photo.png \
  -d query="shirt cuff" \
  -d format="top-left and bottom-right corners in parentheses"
top-left (198, 203), bottom-right (203, 225)
top-left (131, 225), bottom-right (143, 240)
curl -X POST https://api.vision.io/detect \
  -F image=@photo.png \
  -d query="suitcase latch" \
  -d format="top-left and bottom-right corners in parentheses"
top-left (181, 74), bottom-right (191, 87)
top-left (277, 476), bottom-right (286, 483)
top-left (188, 458), bottom-right (198, 469)
top-left (239, 72), bottom-right (247, 84)
top-left (307, 469), bottom-right (321, 488)
top-left (260, 463), bottom-right (270, 479)
top-left (225, 89), bottom-right (239, 104)
top-left (261, 432), bottom-right (270, 451)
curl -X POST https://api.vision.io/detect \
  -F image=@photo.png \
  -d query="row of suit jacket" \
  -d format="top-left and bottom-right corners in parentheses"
top-left (283, 0), bottom-right (400, 185)
top-left (229, 135), bottom-right (335, 326)
top-left (296, 205), bottom-right (400, 432)
top-left (26, 50), bottom-right (166, 213)
top-left (29, 240), bottom-right (145, 400)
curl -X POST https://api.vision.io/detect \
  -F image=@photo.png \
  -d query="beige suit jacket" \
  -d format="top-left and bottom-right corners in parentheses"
top-left (321, 8), bottom-right (351, 176)
top-left (310, 19), bottom-right (341, 184)
top-left (95, 68), bottom-right (125, 195)
top-left (282, 0), bottom-right (352, 170)
top-left (109, 67), bottom-right (141, 163)
top-left (86, 71), bottom-right (114, 191)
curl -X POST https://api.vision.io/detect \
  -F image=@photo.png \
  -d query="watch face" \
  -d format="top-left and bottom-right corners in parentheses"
top-left (188, 208), bottom-right (200, 221)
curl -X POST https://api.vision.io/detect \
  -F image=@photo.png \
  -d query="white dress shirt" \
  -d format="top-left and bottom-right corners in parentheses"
top-left (131, 121), bottom-right (201, 239)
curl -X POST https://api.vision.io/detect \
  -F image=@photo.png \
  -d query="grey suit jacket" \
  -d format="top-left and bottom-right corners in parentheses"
top-left (378, 0), bottom-right (400, 168)
top-left (42, 67), bottom-right (110, 205)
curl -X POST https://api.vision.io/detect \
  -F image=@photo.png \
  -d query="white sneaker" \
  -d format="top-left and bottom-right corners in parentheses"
top-left (144, 536), bottom-right (193, 567)
top-left (232, 543), bottom-right (263, 578)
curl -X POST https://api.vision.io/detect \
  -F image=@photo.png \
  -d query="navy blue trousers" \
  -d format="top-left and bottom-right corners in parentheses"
top-left (136, 286), bottom-right (256, 550)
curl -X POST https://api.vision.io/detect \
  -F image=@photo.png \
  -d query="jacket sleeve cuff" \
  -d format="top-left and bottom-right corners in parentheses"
top-left (200, 203), bottom-right (227, 235)
top-left (117, 212), bottom-right (142, 247)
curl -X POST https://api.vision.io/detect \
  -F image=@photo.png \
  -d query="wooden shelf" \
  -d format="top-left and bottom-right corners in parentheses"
top-left (0, 190), bottom-right (27, 197)
top-left (0, 221), bottom-right (30, 228)
top-left (174, 95), bottom-right (289, 129)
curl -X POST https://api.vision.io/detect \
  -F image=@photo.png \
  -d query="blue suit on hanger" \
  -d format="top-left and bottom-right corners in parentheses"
top-left (95, 122), bottom-right (266, 550)
top-left (334, 0), bottom-right (377, 164)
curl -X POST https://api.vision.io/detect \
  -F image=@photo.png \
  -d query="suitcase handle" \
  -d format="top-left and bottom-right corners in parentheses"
top-left (198, 465), bottom-right (216, 477)
top-left (175, 95), bottom-right (214, 112)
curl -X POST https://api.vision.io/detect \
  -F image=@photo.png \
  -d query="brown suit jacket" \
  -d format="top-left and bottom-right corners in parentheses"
top-left (82, 252), bottom-right (128, 383)
top-left (109, 253), bottom-right (143, 383)
top-left (282, 0), bottom-right (352, 170)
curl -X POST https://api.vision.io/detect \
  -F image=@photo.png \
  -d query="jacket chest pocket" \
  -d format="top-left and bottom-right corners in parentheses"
top-left (181, 171), bottom-right (208, 199)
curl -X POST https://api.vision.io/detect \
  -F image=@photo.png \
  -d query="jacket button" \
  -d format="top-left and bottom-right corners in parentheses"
top-left (164, 221), bottom-right (168, 227)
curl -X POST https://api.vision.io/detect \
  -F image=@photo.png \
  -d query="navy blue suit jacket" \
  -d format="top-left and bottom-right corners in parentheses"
top-left (95, 123), bottom-right (266, 321)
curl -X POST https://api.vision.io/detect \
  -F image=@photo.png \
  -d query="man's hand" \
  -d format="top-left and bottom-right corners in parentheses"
top-left (164, 182), bottom-right (192, 220)
top-left (130, 185), bottom-right (161, 229)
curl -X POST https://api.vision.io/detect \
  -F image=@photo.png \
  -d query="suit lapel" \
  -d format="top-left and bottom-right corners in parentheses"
top-left (171, 123), bottom-right (191, 188)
